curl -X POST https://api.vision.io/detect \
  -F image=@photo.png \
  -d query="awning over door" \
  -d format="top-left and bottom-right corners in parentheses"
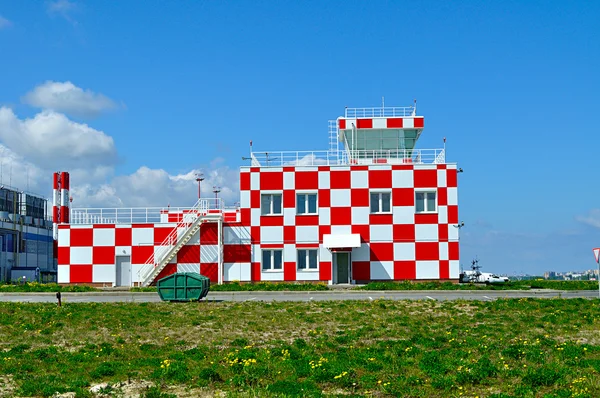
top-left (323, 234), bottom-right (361, 249)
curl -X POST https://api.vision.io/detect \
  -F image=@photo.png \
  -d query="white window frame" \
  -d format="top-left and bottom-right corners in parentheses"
top-left (370, 191), bottom-right (392, 214)
top-left (262, 249), bottom-right (283, 271)
top-left (415, 190), bottom-right (437, 213)
top-left (297, 248), bottom-right (319, 271)
top-left (261, 193), bottom-right (283, 216)
top-left (296, 192), bottom-right (318, 215)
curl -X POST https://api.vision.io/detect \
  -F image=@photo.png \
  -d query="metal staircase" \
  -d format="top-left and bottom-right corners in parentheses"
top-left (138, 199), bottom-right (221, 287)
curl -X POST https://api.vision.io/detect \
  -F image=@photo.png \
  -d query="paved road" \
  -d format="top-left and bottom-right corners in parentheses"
top-left (0, 290), bottom-right (597, 303)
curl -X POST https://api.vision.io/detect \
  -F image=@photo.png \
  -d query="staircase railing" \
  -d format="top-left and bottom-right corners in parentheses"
top-left (138, 199), bottom-right (207, 285)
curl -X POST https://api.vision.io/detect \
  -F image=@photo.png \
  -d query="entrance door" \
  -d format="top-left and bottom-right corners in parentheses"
top-left (334, 252), bottom-right (350, 284)
top-left (115, 256), bottom-right (131, 287)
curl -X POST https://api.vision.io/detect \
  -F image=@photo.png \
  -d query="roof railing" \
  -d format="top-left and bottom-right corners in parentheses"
top-left (344, 106), bottom-right (416, 118)
top-left (247, 148), bottom-right (445, 167)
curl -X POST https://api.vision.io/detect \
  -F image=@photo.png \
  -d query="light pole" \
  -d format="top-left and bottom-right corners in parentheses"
top-left (212, 186), bottom-right (221, 207)
top-left (593, 248), bottom-right (600, 299)
top-left (195, 173), bottom-right (204, 200)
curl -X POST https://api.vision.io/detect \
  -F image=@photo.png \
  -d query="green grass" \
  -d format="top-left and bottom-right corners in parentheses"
top-left (359, 280), bottom-right (600, 291)
top-left (0, 299), bottom-right (599, 397)
top-left (2, 280), bottom-right (598, 294)
top-left (0, 282), bottom-right (97, 292)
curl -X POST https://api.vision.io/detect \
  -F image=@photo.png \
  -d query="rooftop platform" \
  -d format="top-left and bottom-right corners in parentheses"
top-left (68, 198), bottom-right (240, 225)
top-left (247, 148), bottom-right (445, 168)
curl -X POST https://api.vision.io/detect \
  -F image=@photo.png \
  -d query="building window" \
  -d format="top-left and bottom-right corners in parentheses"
top-left (297, 193), bottom-right (317, 215)
top-left (262, 249), bottom-right (283, 271)
top-left (370, 192), bottom-right (391, 213)
top-left (416, 191), bottom-right (436, 213)
top-left (261, 194), bottom-right (282, 215)
top-left (298, 249), bottom-right (318, 270)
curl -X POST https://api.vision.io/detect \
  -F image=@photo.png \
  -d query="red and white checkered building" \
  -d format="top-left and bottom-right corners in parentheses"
top-left (56, 103), bottom-right (460, 286)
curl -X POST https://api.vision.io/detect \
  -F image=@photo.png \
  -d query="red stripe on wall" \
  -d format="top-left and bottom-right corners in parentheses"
top-left (260, 216), bottom-right (284, 227)
top-left (200, 263), bottom-right (218, 283)
top-left (352, 261), bottom-right (370, 280)
top-left (394, 261), bottom-right (416, 280)
top-left (369, 214), bottom-right (393, 225)
top-left (338, 119), bottom-right (346, 129)
top-left (70, 265), bottom-right (92, 283)
top-left (296, 243), bottom-right (320, 248)
top-left (70, 228), bottom-right (93, 247)
top-left (223, 244), bottom-right (251, 263)
top-left (387, 118), bottom-right (403, 128)
top-left (415, 213), bottom-right (438, 224)
top-left (284, 262), bottom-right (296, 281)
top-left (260, 243), bottom-right (284, 249)
top-left (93, 246), bottom-right (115, 264)
top-left (283, 226), bottom-right (296, 244)
top-left (439, 260), bottom-right (449, 279)
top-left (449, 241), bottom-right (460, 261)
top-left (416, 242), bottom-right (439, 261)
top-left (319, 261), bottom-right (331, 281)
top-left (115, 228), bottom-right (132, 246)
top-left (414, 117), bottom-right (424, 128)
top-left (251, 262), bottom-right (261, 281)
top-left (356, 119), bottom-right (373, 129)
top-left (240, 172), bottom-right (250, 191)
top-left (295, 215), bottom-right (319, 226)
top-left (57, 247), bottom-right (70, 265)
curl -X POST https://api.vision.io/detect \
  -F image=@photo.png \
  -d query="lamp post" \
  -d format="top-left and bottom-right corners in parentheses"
top-left (212, 186), bottom-right (221, 208)
top-left (593, 248), bottom-right (600, 299)
top-left (195, 173), bottom-right (204, 200)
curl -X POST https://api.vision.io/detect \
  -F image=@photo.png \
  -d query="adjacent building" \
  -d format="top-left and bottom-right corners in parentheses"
top-left (0, 186), bottom-right (55, 282)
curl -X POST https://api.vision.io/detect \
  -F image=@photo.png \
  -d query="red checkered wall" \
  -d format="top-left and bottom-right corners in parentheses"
top-left (240, 163), bottom-right (459, 282)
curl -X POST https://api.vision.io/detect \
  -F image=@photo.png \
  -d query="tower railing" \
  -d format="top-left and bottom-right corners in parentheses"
top-left (344, 106), bottom-right (416, 118)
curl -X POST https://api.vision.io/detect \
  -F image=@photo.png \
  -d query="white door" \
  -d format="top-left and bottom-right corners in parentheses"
top-left (115, 256), bottom-right (131, 287)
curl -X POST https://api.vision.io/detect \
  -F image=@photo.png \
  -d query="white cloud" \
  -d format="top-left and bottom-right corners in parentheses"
top-left (0, 15), bottom-right (11, 29)
top-left (70, 165), bottom-right (240, 208)
top-left (22, 81), bottom-right (118, 118)
top-left (47, 0), bottom-right (77, 23)
top-left (0, 107), bottom-right (117, 169)
top-left (576, 209), bottom-right (600, 229)
top-left (0, 145), bottom-right (45, 194)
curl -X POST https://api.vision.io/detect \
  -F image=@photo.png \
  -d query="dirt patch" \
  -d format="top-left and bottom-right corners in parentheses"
top-left (0, 376), bottom-right (16, 398)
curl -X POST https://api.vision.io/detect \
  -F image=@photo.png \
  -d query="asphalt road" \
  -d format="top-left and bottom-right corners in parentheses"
top-left (0, 290), bottom-right (598, 303)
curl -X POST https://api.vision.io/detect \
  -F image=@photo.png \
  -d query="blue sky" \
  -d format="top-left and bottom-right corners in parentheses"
top-left (0, 0), bottom-right (599, 275)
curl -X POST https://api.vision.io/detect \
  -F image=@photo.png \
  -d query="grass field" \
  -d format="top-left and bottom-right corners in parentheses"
top-left (1, 280), bottom-right (598, 293)
top-left (0, 299), bottom-right (599, 397)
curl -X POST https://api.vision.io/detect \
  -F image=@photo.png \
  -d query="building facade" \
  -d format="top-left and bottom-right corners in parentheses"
top-left (57, 103), bottom-right (460, 286)
top-left (0, 186), bottom-right (55, 283)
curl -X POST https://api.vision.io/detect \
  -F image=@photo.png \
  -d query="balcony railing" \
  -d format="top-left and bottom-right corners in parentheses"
top-left (69, 198), bottom-right (224, 225)
top-left (248, 148), bottom-right (445, 167)
top-left (344, 106), bottom-right (416, 118)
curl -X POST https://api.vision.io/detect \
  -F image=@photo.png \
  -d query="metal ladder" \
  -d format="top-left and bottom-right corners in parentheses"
top-left (138, 199), bottom-right (215, 286)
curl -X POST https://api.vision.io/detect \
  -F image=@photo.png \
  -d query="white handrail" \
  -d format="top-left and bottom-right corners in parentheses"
top-left (345, 106), bottom-right (416, 118)
top-left (248, 148), bottom-right (445, 167)
top-left (138, 199), bottom-right (206, 283)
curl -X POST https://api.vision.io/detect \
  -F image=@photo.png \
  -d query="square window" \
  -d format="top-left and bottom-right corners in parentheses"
top-left (261, 194), bottom-right (283, 215)
top-left (297, 193), bottom-right (318, 215)
top-left (416, 191), bottom-right (437, 213)
top-left (262, 249), bottom-right (283, 271)
top-left (298, 249), bottom-right (319, 270)
top-left (370, 192), bottom-right (392, 214)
